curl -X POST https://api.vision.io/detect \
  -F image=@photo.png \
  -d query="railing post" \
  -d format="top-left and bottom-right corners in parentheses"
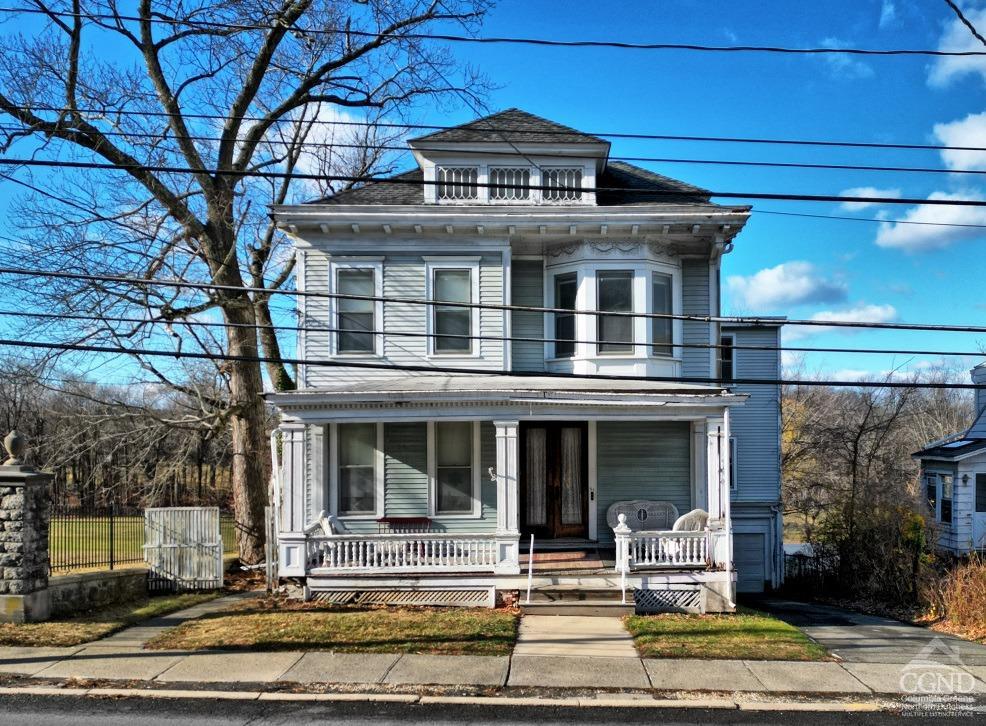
top-left (613, 513), bottom-right (632, 605)
top-left (109, 501), bottom-right (115, 571)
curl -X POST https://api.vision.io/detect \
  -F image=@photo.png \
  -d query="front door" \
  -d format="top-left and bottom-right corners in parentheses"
top-left (520, 422), bottom-right (588, 539)
top-left (974, 474), bottom-right (986, 550)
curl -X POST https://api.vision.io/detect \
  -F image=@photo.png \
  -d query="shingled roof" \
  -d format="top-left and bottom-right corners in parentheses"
top-left (409, 108), bottom-right (607, 145)
top-left (311, 160), bottom-right (713, 206)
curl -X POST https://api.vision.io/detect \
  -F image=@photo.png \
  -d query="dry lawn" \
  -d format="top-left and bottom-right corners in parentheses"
top-left (146, 597), bottom-right (518, 655)
top-left (625, 607), bottom-right (829, 661)
top-left (0, 592), bottom-right (220, 647)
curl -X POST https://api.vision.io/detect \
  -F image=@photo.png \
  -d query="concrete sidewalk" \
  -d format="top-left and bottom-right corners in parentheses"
top-left (2, 645), bottom-right (986, 695)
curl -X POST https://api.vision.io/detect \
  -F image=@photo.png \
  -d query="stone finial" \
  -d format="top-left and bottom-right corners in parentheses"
top-left (3, 430), bottom-right (25, 466)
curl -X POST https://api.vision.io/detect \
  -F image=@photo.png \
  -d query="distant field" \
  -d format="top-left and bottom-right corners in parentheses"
top-left (50, 515), bottom-right (237, 571)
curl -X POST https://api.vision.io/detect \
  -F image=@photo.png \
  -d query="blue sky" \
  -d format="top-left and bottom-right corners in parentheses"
top-left (1, 0), bottom-right (985, 384)
top-left (425, 0), bottom-right (986, 380)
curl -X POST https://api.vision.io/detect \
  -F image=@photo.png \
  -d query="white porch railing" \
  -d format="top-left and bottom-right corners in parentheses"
top-left (613, 513), bottom-right (720, 573)
top-left (307, 533), bottom-right (499, 574)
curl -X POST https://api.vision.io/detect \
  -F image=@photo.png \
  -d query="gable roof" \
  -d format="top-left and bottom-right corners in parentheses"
top-left (308, 161), bottom-right (713, 206)
top-left (408, 108), bottom-right (607, 145)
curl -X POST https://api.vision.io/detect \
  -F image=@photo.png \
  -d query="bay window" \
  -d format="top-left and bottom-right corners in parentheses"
top-left (597, 270), bottom-right (633, 353)
top-left (432, 268), bottom-right (473, 353)
top-left (652, 273), bottom-right (673, 356)
top-left (554, 272), bottom-right (577, 357)
top-left (338, 423), bottom-right (376, 515)
top-left (435, 421), bottom-right (474, 514)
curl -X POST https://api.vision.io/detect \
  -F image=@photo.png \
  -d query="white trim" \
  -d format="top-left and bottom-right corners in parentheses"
top-left (425, 258), bottom-right (482, 358)
top-left (327, 258), bottom-right (384, 358)
top-left (428, 420), bottom-right (483, 518)
top-left (297, 250), bottom-right (307, 386)
top-left (330, 421), bottom-right (385, 520)
top-left (503, 248), bottom-right (512, 370)
top-left (588, 420), bottom-right (598, 540)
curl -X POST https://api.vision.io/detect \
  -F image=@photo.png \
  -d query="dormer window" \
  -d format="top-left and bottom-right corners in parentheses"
top-left (489, 167), bottom-right (531, 201)
top-left (436, 166), bottom-right (478, 201)
top-left (543, 168), bottom-right (583, 202)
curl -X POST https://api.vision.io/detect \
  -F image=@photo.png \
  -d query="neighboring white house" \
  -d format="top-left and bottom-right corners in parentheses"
top-left (266, 109), bottom-right (784, 612)
top-left (914, 363), bottom-right (986, 554)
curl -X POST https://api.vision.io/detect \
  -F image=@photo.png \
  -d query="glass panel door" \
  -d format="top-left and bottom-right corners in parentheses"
top-left (560, 427), bottom-right (583, 525)
top-left (525, 427), bottom-right (547, 527)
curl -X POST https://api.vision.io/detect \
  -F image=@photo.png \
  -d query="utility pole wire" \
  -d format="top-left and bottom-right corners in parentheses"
top-left (944, 0), bottom-right (986, 47)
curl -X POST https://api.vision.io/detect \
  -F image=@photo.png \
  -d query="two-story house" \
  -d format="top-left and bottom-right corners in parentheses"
top-left (267, 109), bottom-right (783, 613)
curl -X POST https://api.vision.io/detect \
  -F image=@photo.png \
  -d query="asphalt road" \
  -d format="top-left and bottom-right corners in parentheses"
top-left (0, 695), bottom-right (978, 726)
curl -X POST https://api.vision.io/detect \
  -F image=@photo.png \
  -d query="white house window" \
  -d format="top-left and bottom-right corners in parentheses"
top-left (554, 272), bottom-right (577, 358)
top-left (436, 166), bottom-right (478, 201)
top-left (941, 475), bottom-right (953, 524)
top-left (335, 268), bottom-right (375, 353)
top-left (925, 473), bottom-right (937, 515)
top-left (719, 335), bottom-right (735, 382)
top-left (435, 421), bottom-right (474, 514)
top-left (652, 273), bottom-right (673, 356)
top-left (543, 168), bottom-right (583, 201)
top-left (597, 270), bottom-right (633, 353)
top-left (338, 423), bottom-right (376, 514)
top-left (490, 167), bottom-right (530, 201)
top-left (432, 268), bottom-right (473, 353)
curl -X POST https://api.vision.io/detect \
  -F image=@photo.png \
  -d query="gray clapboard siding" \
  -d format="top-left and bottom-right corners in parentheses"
top-left (302, 249), bottom-right (505, 387)
top-left (511, 259), bottom-right (545, 371)
top-left (596, 421), bottom-right (692, 545)
top-left (681, 259), bottom-right (712, 378)
top-left (726, 326), bottom-right (781, 504)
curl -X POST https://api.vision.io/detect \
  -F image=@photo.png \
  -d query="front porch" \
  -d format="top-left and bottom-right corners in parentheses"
top-left (268, 375), bottom-right (743, 613)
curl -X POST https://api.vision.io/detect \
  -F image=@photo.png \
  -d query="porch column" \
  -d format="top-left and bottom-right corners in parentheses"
top-left (706, 411), bottom-right (734, 593)
top-left (277, 421), bottom-right (307, 577)
top-left (494, 420), bottom-right (521, 574)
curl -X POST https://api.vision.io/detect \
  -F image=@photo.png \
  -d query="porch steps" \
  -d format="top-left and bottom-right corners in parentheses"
top-left (519, 549), bottom-right (610, 574)
top-left (519, 587), bottom-right (633, 617)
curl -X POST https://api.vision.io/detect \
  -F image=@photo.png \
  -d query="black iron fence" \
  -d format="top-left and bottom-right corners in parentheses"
top-left (783, 550), bottom-right (841, 596)
top-left (49, 503), bottom-right (238, 572)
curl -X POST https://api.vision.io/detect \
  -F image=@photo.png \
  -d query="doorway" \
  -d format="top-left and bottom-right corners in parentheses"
top-left (520, 422), bottom-right (588, 539)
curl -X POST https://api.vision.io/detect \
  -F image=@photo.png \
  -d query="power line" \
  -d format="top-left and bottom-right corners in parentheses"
top-left (2, 266), bottom-right (986, 335)
top-left (6, 103), bottom-right (986, 153)
top-left (944, 0), bottom-right (986, 47)
top-left (2, 307), bottom-right (985, 358)
top-left (5, 5), bottom-right (984, 58)
top-left (2, 156), bottom-right (984, 208)
top-left (752, 208), bottom-right (986, 229)
top-left (2, 124), bottom-right (980, 176)
top-left (0, 336), bottom-right (981, 390)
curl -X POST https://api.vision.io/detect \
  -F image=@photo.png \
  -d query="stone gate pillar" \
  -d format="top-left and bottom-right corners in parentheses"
top-left (0, 431), bottom-right (53, 623)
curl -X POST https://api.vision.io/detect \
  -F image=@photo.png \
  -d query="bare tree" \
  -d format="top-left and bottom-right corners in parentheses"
top-left (0, 1), bottom-right (490, 561)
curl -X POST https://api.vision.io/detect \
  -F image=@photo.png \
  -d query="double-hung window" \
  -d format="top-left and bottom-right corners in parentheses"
top-left (338, 423), bottom-right (377, 515)
top-left (431, 266), bottom-right (474, 354)
top-left (435, 421), bottom-right (475, 514)
top-left (597, 270), bottom-right (633, 353)
top-left (940, 475), bottom-right (953, 524)
top-left (554, 272), bottom-right (577, 358)
top-left (652, 273), bottom-right (673, 356)
top-left (335, 268), bottom-right (376, 354)
top-left (925, 474), bottom-right (938, 516)
top-left (719, 335), bottom-right (735, 382)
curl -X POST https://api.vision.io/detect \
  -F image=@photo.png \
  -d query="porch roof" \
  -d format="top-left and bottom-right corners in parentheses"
top-left (267, 374), bottom-right (747, 415)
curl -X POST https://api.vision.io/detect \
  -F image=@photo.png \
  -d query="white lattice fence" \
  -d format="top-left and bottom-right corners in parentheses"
top-left (144, 507), bottom-right (223, 592)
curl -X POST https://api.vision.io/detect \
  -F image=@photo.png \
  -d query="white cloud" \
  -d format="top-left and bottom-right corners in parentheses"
top-left (819, 37), bottom-right (874, 79)
top-left (879, 0), bottom-right (897, 28)
top-left (726, 261), bottom-right (847, 312)
top-left (933, 111), bottom-right (986, 171)
top-left (838, 186), bottom-right (902, 211)
top-left (874, 189), bottom-right (986, 251)
top-left (786, 303), bottom-right (898, 340)
top-left (928, 6), bottom-right (986, 87)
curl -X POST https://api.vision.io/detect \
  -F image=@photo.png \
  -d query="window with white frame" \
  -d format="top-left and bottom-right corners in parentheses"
top-left (431, 267), bottom-right (474, 353)
top-left (489, 167), bottom-right (531, 201)
top-left (925, 473), bottom-right (938, 516)
top-left (652, 272), bottom-right (673, 356)
top-left (941, 474), bottom-right (953, 524)
top-left (436, 166), bottom-right (478, 201)
top-left (337, 423), bottom-right (376, 515)
top-left (335, 268), bottom-right (376, 353)
top-left (435, 421), bottom-right (475, 514)
top-left (597, 270), bottom-right (634, 353)
top-left (553, 272), bottom-right (577, 358)
top-left (542, 167), bottom-right (583, 201)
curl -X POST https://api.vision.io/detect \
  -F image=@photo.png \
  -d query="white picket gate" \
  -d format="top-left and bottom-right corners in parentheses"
top-left (144, 507), bottom-right (223, 591)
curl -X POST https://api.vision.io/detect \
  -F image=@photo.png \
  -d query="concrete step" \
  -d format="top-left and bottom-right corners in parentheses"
top-left (520, 600), bottom-right (635, 617)
top-left (529, 588), bottom-right (617, 603)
